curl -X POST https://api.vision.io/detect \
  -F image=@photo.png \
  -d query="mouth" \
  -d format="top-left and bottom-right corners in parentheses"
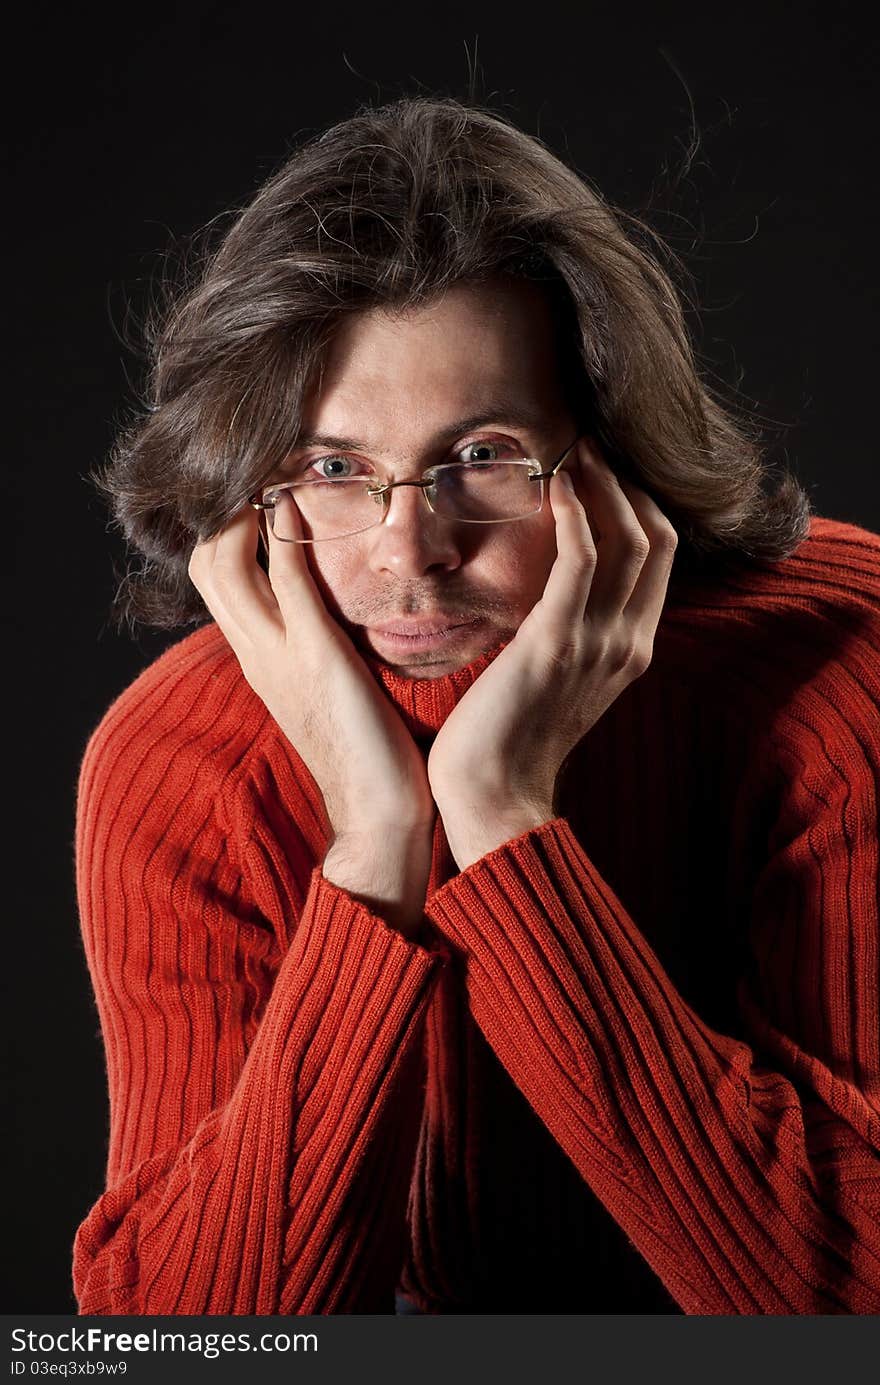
top-left (363, 616), bottom-right (484, 654)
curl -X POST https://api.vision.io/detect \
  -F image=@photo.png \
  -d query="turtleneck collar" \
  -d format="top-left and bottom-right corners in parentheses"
top-left (363, 638), bottom-right (510, 741)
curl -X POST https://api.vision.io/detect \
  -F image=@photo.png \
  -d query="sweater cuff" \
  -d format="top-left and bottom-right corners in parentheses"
top-left (309, 865), bottom-right (454, 968)
top-left (247, 865), bottom-right (450, 1069)
top-left (424, 815), bottom-right (597, 957)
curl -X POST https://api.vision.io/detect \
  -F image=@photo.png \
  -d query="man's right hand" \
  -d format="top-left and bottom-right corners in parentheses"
top-left (188, 491), bottom-right (436, 938)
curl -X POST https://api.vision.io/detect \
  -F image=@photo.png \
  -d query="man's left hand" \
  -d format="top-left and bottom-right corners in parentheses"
top-left (427, 437), bottom-right (679, 869)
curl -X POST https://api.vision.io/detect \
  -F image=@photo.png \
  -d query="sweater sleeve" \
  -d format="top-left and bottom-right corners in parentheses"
top-left (72, 698), bottom-right (445, 1315)
top-left (423, 705), bottom-right (880, 1312)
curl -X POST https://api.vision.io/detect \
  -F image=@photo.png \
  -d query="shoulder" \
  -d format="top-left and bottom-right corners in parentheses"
top-left (662, 513), bottom-right (880, 648)
top-left (76, 624), bottom-right (274, 837)
top-left (658, 514), bottom-right (880, 751)
top-left (81, 623), bottom-right (268, 769)
top-left (667, 513), bottom-right (880, 616)
top-left (765, 513), bottom-right (880, 613)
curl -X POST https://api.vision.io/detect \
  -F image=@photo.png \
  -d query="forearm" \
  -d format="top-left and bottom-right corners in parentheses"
top-left (323, 824), bottom-right (435, 940)
top-left (425, 816), bottom-right (880, 1313)
top-left (75, 863), bottom-right (443, 1314)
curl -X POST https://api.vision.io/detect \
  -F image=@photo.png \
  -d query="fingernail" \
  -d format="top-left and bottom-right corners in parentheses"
top-left (560, 472), bottom-right (574, 490)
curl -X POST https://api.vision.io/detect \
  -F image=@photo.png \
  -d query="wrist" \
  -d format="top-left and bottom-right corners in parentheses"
top-left (328, 818), bottom-right (434, 858)
top-left (331, 804), bottom-right (436, 840)
top-left (322, 824), bottom-right (434, 940)
top-left (440, 799), bottom-right (555, 872)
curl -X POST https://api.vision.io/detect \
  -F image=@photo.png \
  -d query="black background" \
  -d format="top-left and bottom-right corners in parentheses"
top-left (5, 0), bottom-right (878, 1312)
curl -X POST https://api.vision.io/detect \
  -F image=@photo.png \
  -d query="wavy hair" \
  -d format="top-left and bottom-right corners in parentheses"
top-left (93, 94), bottom-right (812, 629)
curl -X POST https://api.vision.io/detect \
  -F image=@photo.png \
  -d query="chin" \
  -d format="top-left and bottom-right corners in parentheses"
top-left (377, 633), bottom-right (508, 680)
top-left (389, 659), bottom-right (469, 680)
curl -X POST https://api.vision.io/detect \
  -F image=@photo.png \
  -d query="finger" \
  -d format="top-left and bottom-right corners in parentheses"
top-left (538, 469), bottom-right (597, 628)
top-left (576, 442), bottom-right (651, 620)
top-left (189, 503), bottom-right (280, 648)
top-left (263, 489), bottom-right (338, 636)
top-left (566, 442), bottom-right (600, 547)
top-left (616, 477), bottom-right (678, 634)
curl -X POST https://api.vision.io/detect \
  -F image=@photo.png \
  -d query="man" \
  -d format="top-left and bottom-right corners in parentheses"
top-left (73, 96), bottom-right (880, 1315)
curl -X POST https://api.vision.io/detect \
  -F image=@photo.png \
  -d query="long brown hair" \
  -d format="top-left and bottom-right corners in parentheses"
top-left (92, 95), bottom-right (812, 630)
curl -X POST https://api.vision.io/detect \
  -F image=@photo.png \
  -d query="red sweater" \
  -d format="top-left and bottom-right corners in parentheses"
top-left (73, 515), bottom-right (880, 1315)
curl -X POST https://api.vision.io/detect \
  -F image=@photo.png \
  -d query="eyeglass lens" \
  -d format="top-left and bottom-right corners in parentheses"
top-left (266, 461), bottom-right (544, 542)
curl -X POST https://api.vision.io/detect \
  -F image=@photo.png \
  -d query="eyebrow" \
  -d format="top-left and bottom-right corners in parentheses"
top-left (291, 401), bottom-right (548, 456)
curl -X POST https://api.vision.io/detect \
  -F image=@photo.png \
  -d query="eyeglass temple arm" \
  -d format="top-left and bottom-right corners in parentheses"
top-left (529, 435), bottom-right (581, 482)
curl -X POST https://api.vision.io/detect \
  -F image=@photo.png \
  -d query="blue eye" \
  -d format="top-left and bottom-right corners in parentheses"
top-left (458, 441), bottom-right (509, 466)
top-left (308, 455), bottom-right (360, 481)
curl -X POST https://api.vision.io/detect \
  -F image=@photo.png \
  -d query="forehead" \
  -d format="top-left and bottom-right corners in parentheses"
top-left (301, 279), bottom-right (567, 451)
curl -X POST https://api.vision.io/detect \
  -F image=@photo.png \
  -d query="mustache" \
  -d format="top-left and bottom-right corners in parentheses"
top-left (347, 590), bottom-right (513, 624)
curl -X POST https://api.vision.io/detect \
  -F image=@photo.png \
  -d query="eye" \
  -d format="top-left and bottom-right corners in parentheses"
top-left (305, 454), bottom-right (367, 481)
top-left (456, 439), bottom-right (518, 467)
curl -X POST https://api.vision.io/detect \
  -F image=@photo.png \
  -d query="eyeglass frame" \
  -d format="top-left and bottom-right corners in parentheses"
top-left (248, 435), bottom-right (582, 543)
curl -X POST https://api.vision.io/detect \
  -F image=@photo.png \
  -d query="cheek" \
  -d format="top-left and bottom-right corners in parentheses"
top-left (304, 546), bottom-right (355, 616)
top-left (484, 515), bottom-right (557, 611)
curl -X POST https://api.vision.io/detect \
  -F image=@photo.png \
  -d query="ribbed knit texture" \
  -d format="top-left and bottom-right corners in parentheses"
top-left (73, 515), bottom-right (880, 1314)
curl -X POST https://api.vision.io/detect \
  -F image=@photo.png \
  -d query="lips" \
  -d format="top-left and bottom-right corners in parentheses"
top-left (362, 615), bottom-right (485, 656)
top-left (369, 615), bottom-right (477, 637)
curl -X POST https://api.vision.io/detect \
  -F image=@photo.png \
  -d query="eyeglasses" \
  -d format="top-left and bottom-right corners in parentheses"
top-left (249, 436), bottom-right (581, 543)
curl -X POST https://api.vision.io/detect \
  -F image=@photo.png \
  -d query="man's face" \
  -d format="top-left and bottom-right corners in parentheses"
top-left (286, 278), bottom-right (578, 678)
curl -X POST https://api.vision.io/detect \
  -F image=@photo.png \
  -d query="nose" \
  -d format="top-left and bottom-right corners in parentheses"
top-left (364, 481), bottom-right (463, 579)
